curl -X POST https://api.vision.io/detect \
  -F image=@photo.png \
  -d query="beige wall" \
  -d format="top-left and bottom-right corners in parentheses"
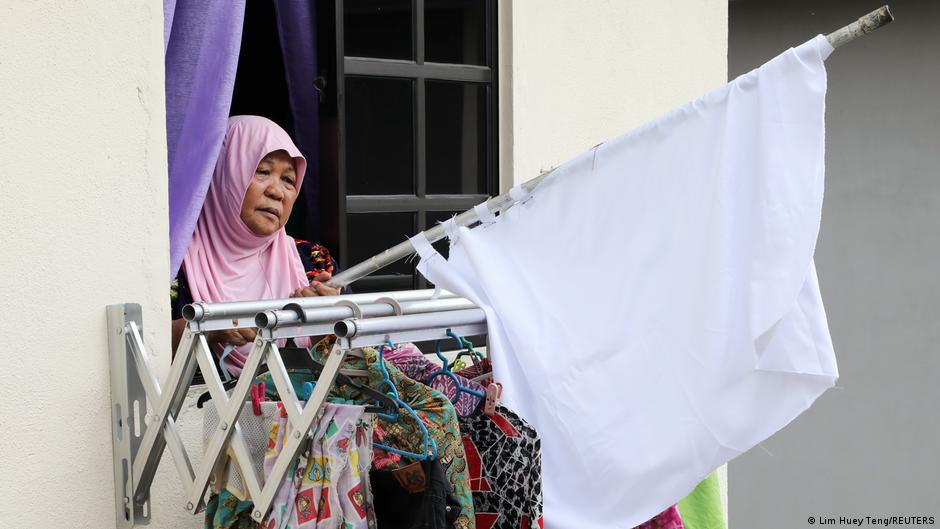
top-left (0, 1), bottom-right (170, 527)
top-left (500, 0), bottom-right (728, 188)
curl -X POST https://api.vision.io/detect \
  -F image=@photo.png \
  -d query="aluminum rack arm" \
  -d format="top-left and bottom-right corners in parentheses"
top-left (324, 5), bottom-right (894, 290)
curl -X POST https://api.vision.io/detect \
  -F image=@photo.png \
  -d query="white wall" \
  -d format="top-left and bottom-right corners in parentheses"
top-left (0, 1), bottom-right (170, 527)
top-left (500, 0), bottom-right (728, 188)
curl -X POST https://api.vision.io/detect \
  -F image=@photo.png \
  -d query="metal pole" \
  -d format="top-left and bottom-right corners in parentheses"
top-left (325, 5), bottom-right (894, 290)
top-left (255, 296), bottom-right (477, 329)
top-left (182, 288), bottom-right (451, 324)
top-left (334, 308), bottom-right (487, 338)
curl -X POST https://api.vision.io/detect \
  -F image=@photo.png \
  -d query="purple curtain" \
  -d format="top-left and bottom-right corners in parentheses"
top-left (165, 0), bottom-right (247, 279)
top-left (274, 0), bottom-right (321, 241)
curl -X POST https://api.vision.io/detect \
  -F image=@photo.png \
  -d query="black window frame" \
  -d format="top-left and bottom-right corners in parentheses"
top-left (332, 0), bottom-right (499, 292)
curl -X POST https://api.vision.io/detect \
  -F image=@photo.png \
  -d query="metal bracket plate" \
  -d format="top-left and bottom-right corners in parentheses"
top-left (107, 304), bottom-right (151, 528)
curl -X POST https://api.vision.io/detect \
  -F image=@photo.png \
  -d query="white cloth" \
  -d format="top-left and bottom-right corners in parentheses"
top-left (412, 35), bottom-right (839, 528)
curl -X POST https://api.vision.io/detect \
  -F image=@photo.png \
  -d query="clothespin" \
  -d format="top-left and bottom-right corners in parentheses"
top-left (251, 381), bottom-right (266, 416)
top-left (484, 383), bottom-right (502, 417)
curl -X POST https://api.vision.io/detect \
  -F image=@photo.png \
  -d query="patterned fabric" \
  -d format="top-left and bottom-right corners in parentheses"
top-left (264, 403), bottom-right (375, 529)
top-left (458, 404), bottom-right (542, 529)
top-left (171, 240), bottom-right (343, 319)
top-left (295, 240), bottom-right (337, 281)
top-left (204, 490), bottom-right (257, 529)
top-left (313, 337), bottom-right (476, 529)
top-left (385, 343), bottom-right (485, 417)
top-left (455, 359), bottom-right (494, 388)
top-left (634, 506), bottom-right (684, 529)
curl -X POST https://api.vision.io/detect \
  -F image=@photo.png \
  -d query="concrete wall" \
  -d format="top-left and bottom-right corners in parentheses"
top-left (0, 1), bottom-right (171, 528)
top-left (729, 1), bottom-right (940, 527)
top-left (500, 0), bottom-right (729, 188)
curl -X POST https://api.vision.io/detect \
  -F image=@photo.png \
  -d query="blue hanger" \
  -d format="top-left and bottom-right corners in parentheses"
top-left (425, 330), bottom-right (486, 404)
top-left (372, 339), bottom-right (438, 460)
top-left (218, 344), bottom-right (236, 382)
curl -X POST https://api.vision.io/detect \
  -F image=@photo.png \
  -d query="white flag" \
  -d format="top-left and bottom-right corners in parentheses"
top-left (411, 35), bottom-right (839, 528)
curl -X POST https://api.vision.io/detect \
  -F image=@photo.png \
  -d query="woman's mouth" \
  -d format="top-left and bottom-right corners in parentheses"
top-left (257, 207), bottom-right (280, 219)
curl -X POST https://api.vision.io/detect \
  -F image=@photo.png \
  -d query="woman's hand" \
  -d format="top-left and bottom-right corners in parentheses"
top-left (206, 328), bottom-right (257, 347)
top-left (290, 271), bottom-right (341, 297)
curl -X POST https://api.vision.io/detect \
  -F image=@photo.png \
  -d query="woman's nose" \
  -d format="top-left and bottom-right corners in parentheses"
top-left (265, 182), bottom-right (285, 200)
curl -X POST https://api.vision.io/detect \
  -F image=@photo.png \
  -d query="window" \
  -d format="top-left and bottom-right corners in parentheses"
top-left (322, 0), bottom-right (498, 292)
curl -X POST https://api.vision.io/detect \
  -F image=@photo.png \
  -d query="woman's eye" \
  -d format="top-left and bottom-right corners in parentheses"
top-left (256, 169), bottom-right (271, 176)
top-left (282, 176), bottom-right (296, 186)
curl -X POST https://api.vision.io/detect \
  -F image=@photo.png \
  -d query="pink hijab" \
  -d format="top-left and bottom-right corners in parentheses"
top-left (183, 116), bottom-right (310, 372)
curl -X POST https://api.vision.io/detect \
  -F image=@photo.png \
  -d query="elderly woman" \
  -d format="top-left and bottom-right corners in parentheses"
top-left (170, 115), bottom-right (340, 375)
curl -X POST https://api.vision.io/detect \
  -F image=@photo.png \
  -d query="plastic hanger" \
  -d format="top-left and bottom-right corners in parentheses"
top-left (448, 336), bottom-right (484, 370)
top-left (279, 345), bottom-right (397, 416)
top-left (372, 339), bottom-right (438, 461)
top-left (424, 330), bottom-right (485, 404)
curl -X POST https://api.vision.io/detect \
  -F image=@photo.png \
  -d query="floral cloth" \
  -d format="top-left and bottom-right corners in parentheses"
top-left (264, 403), bottom-right (375, 529)
top-left (635, 506), bottom-right (684, 529)
top-left (313, 337), bottom-right (476, 529)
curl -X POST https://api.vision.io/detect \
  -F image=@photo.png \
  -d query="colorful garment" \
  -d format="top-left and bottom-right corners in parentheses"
top-left (385, 342), bottom-right (485, 417)
top-left (264, 403), bottom-right (375, 529)
top-left (313, 337), bottom-right (476, 529)
top-left (634, 506), bottom-right (684, 529)
top-left (458, 404), bottom-right (542, 529)
top-left (455, 359), bottom-right (493, 388)
top-left (204, 490), bottom-right (257, 529)
top-left (677, 472), bottom-right (726, 529)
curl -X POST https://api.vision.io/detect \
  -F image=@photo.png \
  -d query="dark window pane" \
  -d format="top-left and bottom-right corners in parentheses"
top-left (426, 210), bottom-right (463, 259)
top-left (426, 0), bottom-right (487, 65)
top-left (346, 76), bottom-right (415, 194)
top-left (345, 0), bottom-right (413, 60)
top-left (354, 275), bottom-right (416, 294)
top-left (426, 81), bottom-right (487, 194)
top-left (346, 212), bottom-right (417, 277)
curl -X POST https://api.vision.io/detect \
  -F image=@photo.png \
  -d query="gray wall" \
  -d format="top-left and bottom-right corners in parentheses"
top-left (728, 1), bottom-right (940, 527)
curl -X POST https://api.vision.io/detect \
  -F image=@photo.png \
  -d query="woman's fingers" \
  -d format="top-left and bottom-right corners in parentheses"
top-left (309, 281), bottom-right (340, 297)
top-left (239, 328), bottom-right (257, 342)
top-left (312, 271), bottom-right (332, 282)
top-left (225, 329), bottom-right (249, 346)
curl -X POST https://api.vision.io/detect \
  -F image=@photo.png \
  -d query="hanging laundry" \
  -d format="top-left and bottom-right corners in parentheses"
top-left (412, 35), bottom-right (839, 528)
top-left (634, 506), bottom-right (685, 529)
top-left (263, 403), bottom-right (375, 529)
top-left (459, 403), bottom-right (543, 529)
top-left (456, 359), bottom-right (683, 529)
top-left (371, 459), bottom-right (463, 529)
top-left (202, 400), bottom-right (375, 529)
top-left (677, 472), bottom-right (726, 529)
top-left (312, 337), bottom-right (477, 529)
top-left (385, 341), bottom-right (486, 416)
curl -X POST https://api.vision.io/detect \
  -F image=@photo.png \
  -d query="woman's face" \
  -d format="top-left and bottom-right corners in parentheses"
top-left (240, 149), bottom-right (299, 236)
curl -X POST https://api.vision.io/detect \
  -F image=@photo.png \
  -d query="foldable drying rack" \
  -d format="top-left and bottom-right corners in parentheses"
top-left (107, 290), bottom-right (485, 528)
